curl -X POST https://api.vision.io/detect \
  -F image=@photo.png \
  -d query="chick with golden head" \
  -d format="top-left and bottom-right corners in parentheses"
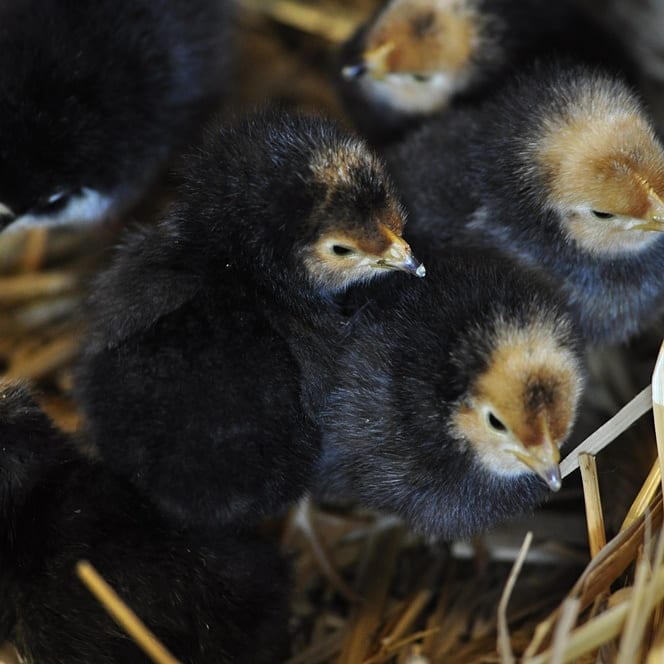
top-left (315, 251), bottom-right (584, 538)
top-left (338, 0), bottom-right (633, 142)
top-left (75, 110), bottom-right (424, 529)
top-left (386, 63), bottom-right (664, 344)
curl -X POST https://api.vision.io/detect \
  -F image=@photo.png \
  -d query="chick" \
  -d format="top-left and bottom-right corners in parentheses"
top-left (0, 383), bottom-right (290, 664)
top-left (338, 0), bottom-right (633, 141)
top-left (386, 63), bottom-right (664, 344)
top-left (315, 251), bottom-right (584, 539)
top-left (75, 110), bottom-right (424, 529)
top-left (0, 0), bottom-right (230, 231)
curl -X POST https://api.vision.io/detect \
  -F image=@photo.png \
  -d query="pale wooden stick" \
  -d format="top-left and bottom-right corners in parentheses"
top-left (617, 515), bottom-right (664, 664)
top-left (288, 496), bottom-right (362, 604)
top-left (0, 271), bottom-right (78, 303)
top-left (560, 385), bottom-right (653, 478)
top-left (76, 561), bottom-right (181, 664)
top-left (4, 334), bottom-right (79, 380)
top-left (337, 526), bottom-right (403, 664)
top-left (526, 564), bottom-right (664, 664)
top-left (549, 598), bottom-right (580, 664)
top-left (239, 0), bottom-right (359, 42)
top-left (579, 453), bottom-right (606, 558)
top-left (621, 460), bottom-right (661, 531)
top-left (652, 340), bottom-right (664, 497)
top-left (497, 531), bottom-right (533, 664)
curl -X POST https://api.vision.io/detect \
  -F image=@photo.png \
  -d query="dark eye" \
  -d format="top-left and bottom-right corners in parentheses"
top-left (35, 191), bottom-right (71, 214)
top-left (487, 411), bottom-right (507, 432)
top-left (332, 245), bottom-right (355, 256)
top-left (412, 73), bottom-right (431, 83)
top-left (591, 210), bottom-right (615, 219)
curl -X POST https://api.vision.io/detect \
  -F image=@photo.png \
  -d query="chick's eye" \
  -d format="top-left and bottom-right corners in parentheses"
top-left (412, 74), bottom-right (431, 83)
top-left (487, 411), bottom-right (507, 433)
top-left (591, 210), bottom-right (615, 219)
top-left (35, 190), bottom-right (72, 214)
top-left (331, 245), bottom-right (355, 256)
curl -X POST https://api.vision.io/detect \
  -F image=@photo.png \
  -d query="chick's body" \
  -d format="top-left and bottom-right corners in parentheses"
top-left (76, 111), bottom-right (422, 528)
top-left (338, 0), bottom-right (632, 142)
top-left (0, 0), bottom-right (230, 230)
top-left (315, 252), bottom-right (584, 539)
top-left (386, 64), bottom-right (664, 344)
top-left (0, 385), bottom-right (289, 664)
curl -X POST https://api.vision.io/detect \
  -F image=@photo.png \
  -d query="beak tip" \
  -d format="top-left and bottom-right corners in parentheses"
top-left (541, 466), bottom-right (562, 492)
top-left (415, 263), bottom-right (426, 278)
top-left (342, 63), bottom-right (366, 80)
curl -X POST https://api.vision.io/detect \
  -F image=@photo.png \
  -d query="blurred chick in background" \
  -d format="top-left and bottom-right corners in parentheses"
top-left (0, 0), bottom-right (230, 232)
top-left (315, 252), bottom-right (585, 539)
top-left (386, 63), bottom-right (664, 345)
top-left (75, 110), bottom-right (424, 530)
top-left (338, 0), bottom-right (634, 142)
top-left (0, 383), bottom-right (290, 664)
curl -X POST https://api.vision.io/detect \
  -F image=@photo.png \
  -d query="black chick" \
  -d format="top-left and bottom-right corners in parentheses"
top-left (385, 62), bottom-right (664, 345)
top-left (338, 0), bottom-right (634, 142)
top-left (315, 251), bottom-right (585, 539)
top-left (0, 0), bottom-right (230, 231)
top-left (75, 110), bottom-right (425, 529)
top-left (0, 383), bottom-right (290, 664)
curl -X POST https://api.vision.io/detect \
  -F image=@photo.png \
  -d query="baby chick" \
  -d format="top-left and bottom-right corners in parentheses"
top-left (386, 63), bottom-right (664, 344)
top-left (0, 0), bottom-right (230, 231)
top-left (0, 383), bottom-right (290, 664)
top-left (75, 110), bottom-right (424, 529)
top-left (338, 0), bottom-right (632, 141)
top-left (315, 252), bottom-right (584, 539)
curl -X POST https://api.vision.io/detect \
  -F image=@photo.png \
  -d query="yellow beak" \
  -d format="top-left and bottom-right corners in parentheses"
top-left (376, 227), bottom-right (426, 277)
top-left (512, 428), bottom-right (562, 492)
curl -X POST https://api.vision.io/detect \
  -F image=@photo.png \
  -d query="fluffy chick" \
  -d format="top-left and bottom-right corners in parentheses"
top-left (315, 251), bottom-right (584, 539)
top-left (75, 110), bottom-right (424, 529)
top-left (0, 0), bottom-right (230, 231)
top-left (0, 383), bottom-right (290, 664)
top-left (386, 63), bottom-right (664, 344)
top-left (338, 0), bottom-right (633, 141)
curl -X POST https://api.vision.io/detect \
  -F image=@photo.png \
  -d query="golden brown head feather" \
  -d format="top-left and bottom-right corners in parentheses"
top-left (343, 0), bottom-right (500, 115)
top-left (364, 0), bottom-right (480, 77)
top-left (533, 77), bottom-right (664, 254)
top-left (451, 320), bottom-right (582, 490)
top-left (303, 139), bottom-right (425, 291)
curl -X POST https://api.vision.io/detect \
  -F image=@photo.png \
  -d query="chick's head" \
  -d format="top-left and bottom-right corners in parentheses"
top-left (343, 0), bottom-right (492, 115)
top-left (451, 320), bottom-right (582, 491)
top-left (301, 140), bottom-right (425, 292)
top-left (535, 76), bottom-right (664, 255)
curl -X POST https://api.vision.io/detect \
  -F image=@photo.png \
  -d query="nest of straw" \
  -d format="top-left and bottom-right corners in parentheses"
top-left (3, 2), bottom-right (664, 662)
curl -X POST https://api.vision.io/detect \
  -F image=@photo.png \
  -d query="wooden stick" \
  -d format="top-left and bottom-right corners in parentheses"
top-left (526, 564), bottom-right (664, 664)
top-left (579, 453), bottom-right (606, 558)
top-left (652, 341), bottom-right (664, 497)
top-left (549, 599), bottom-right (580, 664)
top-left (337, 526), bottom-right (404, 664)
top-left (621, 460), bottom-right (661, 532)
top-left (560, 385), bottom-right (653, 478)
top-left (239, 0), bottom-right (359, 42)
top-left (76, 561), bottom-right (181, 664)
top-left (497, 531), bottom-right (532, 664)
top-left (0, 271), bottom-right (78, 303)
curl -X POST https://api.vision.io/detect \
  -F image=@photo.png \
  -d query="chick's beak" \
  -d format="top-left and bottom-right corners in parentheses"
top-left (0, 202), bottom-right (15, 231)
top-left (349, 41), bottom-right (395, 80)
top-left (632, 191), bottom-right (664, 232)
top-left (376, 227), bottom-right (426, 277)
top-left (513, 434), bottom-right (562, 492)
